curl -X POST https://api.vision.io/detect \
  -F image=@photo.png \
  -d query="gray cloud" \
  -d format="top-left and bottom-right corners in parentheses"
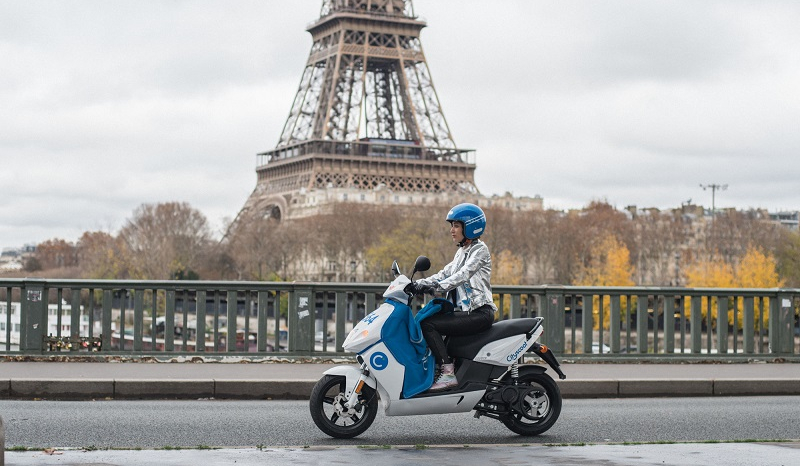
top-left (1, 0), bottom-right (799, 249)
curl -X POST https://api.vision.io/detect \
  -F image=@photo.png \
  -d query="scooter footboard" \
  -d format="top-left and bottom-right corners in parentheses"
top-left (323, 365), bottom-right (376, 398)
top-left (385, 390), bottom-right (486, 416)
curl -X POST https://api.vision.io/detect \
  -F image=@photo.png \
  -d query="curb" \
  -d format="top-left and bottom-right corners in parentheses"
top-left (1, 379), bottom-right (797, 400)
top-left (557, 379), bottom-right (800, 398)
top-left (4, 379), bottom-right (318, 400)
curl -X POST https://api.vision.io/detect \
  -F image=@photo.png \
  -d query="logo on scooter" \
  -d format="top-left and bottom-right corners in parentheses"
top-left (370, 352), bottom-right (389, 370)
top-left (507, 341), bottom-right (528, 362)
top-left (363, 312), bottom-right (379, 325)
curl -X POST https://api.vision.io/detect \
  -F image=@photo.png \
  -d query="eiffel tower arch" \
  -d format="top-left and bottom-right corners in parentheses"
top-left (235, 0), bottom-right (491, 227)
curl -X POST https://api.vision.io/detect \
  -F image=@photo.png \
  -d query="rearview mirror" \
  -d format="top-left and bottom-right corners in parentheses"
top-left (391, 260), bottom-right (401, 278)
top-left (412, 256), bottom-right (431, 274)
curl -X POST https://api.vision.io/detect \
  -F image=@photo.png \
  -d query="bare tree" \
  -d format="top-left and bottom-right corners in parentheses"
top-left (76, 231), bottom-right (132, 279)
top-left (776, 228), bottom-right (800, 287)
top-left (34, 238), bottom-right (78, 269)
top-left (515, 210), bottom-right (578, 284)
top-left (632, 210), bottom-right (688, 285)
top-left (118, 202), bottom-right (211, 279)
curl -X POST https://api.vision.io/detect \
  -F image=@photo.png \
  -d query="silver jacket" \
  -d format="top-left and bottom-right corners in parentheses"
top-left (417, 240), bottom-right (498, 313)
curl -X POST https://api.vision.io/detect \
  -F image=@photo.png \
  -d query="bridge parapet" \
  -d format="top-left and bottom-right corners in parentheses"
top-left (1, 279), bottom-right (797, 360)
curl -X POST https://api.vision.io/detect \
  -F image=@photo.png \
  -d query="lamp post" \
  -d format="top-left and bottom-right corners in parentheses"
top-left (700, 183), bottom-right (728, 257)
top-left (699, 183), bottom-right (728, 221)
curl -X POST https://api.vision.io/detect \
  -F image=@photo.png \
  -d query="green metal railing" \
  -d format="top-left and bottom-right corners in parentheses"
top-left (2, 279), bottom-right (798, 359)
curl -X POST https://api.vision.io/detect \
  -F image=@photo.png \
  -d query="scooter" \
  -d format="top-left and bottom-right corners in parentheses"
top-left (309, 256), bottom-right (566, 439)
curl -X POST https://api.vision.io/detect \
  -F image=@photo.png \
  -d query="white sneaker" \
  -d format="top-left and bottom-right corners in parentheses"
top-left (429, 363), bottom-right (457, 391)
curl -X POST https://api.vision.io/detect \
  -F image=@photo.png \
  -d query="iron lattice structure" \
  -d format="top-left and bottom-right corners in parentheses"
top-left (239, 0), bottom-right (478, 222)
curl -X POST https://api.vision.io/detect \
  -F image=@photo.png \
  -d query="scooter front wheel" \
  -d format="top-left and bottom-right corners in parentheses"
top-left (309, 375), bottom-right (378, 439)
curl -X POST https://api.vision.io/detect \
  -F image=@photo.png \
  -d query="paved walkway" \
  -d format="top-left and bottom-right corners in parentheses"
top-left (1, 360), bottom-right (798, 399)
top-left (5, 442), bottom-right (800, 466)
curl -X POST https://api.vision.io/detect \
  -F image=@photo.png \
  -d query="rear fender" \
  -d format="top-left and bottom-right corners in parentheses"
top-left (517, 364), bottom-right (547, 377)
top-left (323, 365), bottom-right (377, 397)
top-left (499, 364), bottom-right (547, 382)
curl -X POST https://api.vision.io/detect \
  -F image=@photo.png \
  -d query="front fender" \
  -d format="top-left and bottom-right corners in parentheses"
top-left (323, 365), bottom-right (377, 397)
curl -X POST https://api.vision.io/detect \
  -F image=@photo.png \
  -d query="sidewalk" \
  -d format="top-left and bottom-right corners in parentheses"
top-left (1, 360), bottom-right (798, 399)
top-left (5, 442), bottom-right (800, 466)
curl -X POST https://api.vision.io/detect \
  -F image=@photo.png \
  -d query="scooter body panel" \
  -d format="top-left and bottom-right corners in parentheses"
top-left (473, 325), bottom-right (544, 366)
top-left (361, 342), bottom-right (406, 401)
top-left (343, 302), bottom-right (396, 353)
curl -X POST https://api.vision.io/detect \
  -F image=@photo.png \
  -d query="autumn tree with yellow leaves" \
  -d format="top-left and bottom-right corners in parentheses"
top-left (684, 246), bottom-right (784, 328)
top-left (492, 249), bottom-right (524, 317)
top-left (576, 235), bottom-right (635, 329)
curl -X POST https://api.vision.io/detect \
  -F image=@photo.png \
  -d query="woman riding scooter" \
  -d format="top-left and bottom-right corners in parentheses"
top-left (406, 203), bottom-right (497, 391)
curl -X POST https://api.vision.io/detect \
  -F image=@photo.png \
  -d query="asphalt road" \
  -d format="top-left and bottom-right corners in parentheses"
top-left (2, 396), bottom-right (800, 449)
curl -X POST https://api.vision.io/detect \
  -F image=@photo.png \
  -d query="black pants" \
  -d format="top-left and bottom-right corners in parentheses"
top-left (420, 304), bottom-right (494, 365)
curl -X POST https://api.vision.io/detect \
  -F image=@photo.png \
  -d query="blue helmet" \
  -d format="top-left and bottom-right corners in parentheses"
top-left (446, 203), bottom-right (486, 240)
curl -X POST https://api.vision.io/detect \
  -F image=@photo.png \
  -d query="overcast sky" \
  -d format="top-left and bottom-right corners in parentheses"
top-left (2, 0), bottom-right (799, 249)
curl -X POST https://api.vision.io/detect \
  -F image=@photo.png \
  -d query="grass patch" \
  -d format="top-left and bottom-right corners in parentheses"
top-left (545, 439), bottom-right (796, 448)
top-left (7, 446), bottom-right (34, 451)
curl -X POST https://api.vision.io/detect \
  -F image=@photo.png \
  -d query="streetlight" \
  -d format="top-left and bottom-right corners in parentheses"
top-left (699, 183), bottom-right (728, 219)
top-left (700, 183), bottom-right (728, 258)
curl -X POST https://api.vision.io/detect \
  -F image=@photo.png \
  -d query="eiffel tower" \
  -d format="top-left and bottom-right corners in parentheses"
top-left (237, 0), bottom-right (479, 224)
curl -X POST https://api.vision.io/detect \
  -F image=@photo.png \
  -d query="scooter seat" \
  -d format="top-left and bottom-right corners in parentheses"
top-left (447, 317), bottom-right (542, 361)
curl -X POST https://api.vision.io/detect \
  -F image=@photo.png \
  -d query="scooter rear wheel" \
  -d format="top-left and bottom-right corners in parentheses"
top-left (501, 371), bottom-right (562, 436)
top-left (309, 375), bottom-right (378, 438)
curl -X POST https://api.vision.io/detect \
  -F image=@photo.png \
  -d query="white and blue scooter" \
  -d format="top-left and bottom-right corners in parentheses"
top-left (309, 256), bottom-right (566, 439)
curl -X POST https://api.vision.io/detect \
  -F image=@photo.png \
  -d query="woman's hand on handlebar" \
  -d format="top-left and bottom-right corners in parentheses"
top-left (404, 282), bottom-right (435, 296)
